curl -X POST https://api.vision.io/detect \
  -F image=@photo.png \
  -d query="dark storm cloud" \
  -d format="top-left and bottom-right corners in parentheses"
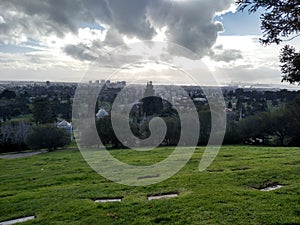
top-left (64, 43), bottom-right (98, 61)
top-left (82, 0), bottom-right (112, 24)
top-left (147, 0), bottom-right (233, 56)
top-left (108, 0), bottom-right (156, 39)
top-left (63, 28), bottom-right (125, 61)
top-left (0, 0), bottom-right (157, 43)
top-left (0, 0), bottom-right (83, 41)
top-left (0, 0), bottom-right (234, 60)
top-left (103, 28), bottom-right (125, 47)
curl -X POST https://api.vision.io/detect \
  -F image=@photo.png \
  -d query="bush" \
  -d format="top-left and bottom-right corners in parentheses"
top-left (0, 122), bottom-right (31, 152)
top-left (26, 124), bottom-right (70, 151)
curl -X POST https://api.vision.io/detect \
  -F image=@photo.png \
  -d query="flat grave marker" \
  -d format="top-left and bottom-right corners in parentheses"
top-left (147, 193), bottom-right (178, 200)
top-left (0, 216), bottom-right (35, 225)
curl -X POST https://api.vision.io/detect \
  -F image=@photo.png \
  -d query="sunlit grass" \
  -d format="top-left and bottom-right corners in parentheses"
top-left (0, 146), bottom-right (299, 224)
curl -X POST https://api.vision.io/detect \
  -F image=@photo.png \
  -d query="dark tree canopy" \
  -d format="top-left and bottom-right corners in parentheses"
top-left (280, 45), bottom-right (300, 84)
top-left (236, 0), bottom-right (300, 84)
top-left (26, 125), bottom-right (70, 151)
top-left (31, 97), bottom-right (56, 124)
top-left (0, 89), bottom-right (16, 99)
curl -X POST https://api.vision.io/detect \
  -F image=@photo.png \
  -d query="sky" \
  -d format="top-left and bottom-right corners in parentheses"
top-left (0, 0), bottom-right (300, 85)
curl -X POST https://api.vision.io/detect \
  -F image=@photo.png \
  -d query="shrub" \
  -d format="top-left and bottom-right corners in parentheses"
top-left (26, 124), bottom-right (70, 151)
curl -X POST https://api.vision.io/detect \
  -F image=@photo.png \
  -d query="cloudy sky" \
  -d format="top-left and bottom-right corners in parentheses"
top-left (0, 0), bottom-right (300, 85)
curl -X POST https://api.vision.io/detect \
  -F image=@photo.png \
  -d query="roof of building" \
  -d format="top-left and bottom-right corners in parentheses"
top-left (96, 108), bottom-right (109, 118)
top-left (57, 120), bottom-right (72, 128)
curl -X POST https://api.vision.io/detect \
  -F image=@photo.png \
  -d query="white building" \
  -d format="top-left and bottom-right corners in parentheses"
top-left (96, 108), bottom-right (109, 119)
top-left (57, 120), bottom-right (72, 140)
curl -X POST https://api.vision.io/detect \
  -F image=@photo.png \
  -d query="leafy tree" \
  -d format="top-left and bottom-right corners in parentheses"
top-left (227, 101), bottom-right (233, 109)
top-left (236, 98), bottom-right (243, 110)
top-left (237, 108), bottom-right (296, 146)
top-left (238, 112), bottom-right (269, 144)
top-left (96, 116), bottom-right (122, 148)
top-left (31, 97), bottom-right (56, 124)
top-left (266, 109), bottom-right (292, 146)
top-left (235, 88), bottom-right (244, 98)
top-left (26, 125), bottom-right (70, 151)
top-left (285, 95), bottom-right (300, 145)
top-left (0, 89), bottom-right (16, 99)
top-left (142, 96), bottom-right (163, 116)
top-left (163, 116), bottom-right (181, 146)
top-left (223, 121), bottom-right (241, 144)
top-left (280, 45), bottom-right (300, 84)
top-left (237, 0), bottom-right (300, 84)
top-left (198, 110), bottom-right (211, 145)
top-left (0, 122), bottom-right (31, 152)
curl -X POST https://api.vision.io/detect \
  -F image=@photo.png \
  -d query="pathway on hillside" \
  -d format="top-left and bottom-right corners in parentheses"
top-left (0, 150), bottom-right (48, 159)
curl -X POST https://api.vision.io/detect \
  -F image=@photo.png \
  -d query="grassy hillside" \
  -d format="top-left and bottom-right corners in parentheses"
top-left (0, 146), bottom-right (299, 224)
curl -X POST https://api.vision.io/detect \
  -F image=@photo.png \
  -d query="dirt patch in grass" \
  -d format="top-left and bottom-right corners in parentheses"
top-left (137, 174), bottom-right (160, 180)
top-left (0, 193), bottom-right (15, 198)
top-left (106, 212), bottom-right (118, 218)
top-left (221, 154), bottom-right (234, 158)
top-left (251, 180), bottom-right (283, 191)
top-left (282, 161), bottom-right (300, 166)
top-left (231, 166), bottom-right (250, 171)
top-left (207, 169), bottom-right (224, 173)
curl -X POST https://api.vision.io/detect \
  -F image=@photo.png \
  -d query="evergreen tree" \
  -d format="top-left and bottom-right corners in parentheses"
top-left (31, 97), bottom-right (56, 124)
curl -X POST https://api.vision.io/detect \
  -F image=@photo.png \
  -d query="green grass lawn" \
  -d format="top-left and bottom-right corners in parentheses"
top-left (0, 146), bottom-right (299, 224)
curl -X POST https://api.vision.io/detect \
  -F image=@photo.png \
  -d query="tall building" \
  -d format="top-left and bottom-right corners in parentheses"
top-left (144, 81), bottom-right (155, 97)
top-left (142, 81), bottom-right (163, 116)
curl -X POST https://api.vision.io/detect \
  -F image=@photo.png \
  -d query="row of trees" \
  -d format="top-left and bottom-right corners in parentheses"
top-left (0, 91), bottom-right (72, 152)
top-left (79, 95), bottom-right (300, 148)
top-left (79, 108), bottom-right (212, 148)
top-left (0, 92), bottom-right (72, 124)
top-left (225, 96), bottom-right (300, 146)
top-left (31, 97), bottom-right (72, 124)
top-left (0, 123), bottom-right (71, 153)
top-left (2, 97), bottom-right (300, 152)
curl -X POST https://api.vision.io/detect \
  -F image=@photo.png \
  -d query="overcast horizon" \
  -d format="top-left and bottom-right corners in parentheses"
top-left (1, 0), bottom-right (300, 85)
